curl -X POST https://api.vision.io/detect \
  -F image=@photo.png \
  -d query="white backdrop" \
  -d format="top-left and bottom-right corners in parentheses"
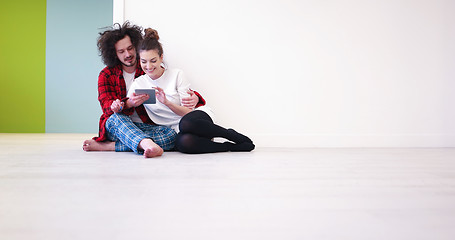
top-left (116, 0), bottom-right (455, 147)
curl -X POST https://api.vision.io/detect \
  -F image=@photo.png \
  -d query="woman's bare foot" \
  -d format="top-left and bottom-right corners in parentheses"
top-left (83, 139), bottom-right (115, 151)
top-left (139, 139), bottom-right (163, 158)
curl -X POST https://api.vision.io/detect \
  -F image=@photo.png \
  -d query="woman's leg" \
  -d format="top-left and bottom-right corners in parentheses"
top-left (175, 133), bottom-right (255, 154)
top-left (179, 110), bottom-right (253, 144)
top-left (176, 110), bottom-right (255, 153)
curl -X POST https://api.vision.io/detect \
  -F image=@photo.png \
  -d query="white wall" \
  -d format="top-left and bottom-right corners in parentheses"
top-left (120, 0), bottom-right (455, 147)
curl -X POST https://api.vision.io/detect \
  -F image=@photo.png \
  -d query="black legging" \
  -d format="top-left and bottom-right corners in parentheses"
top-left (175, 110), bottom-right (255, 154)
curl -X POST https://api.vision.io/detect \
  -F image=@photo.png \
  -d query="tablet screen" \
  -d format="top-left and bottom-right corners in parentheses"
top-left (135, 89), bottom-right (156, 104)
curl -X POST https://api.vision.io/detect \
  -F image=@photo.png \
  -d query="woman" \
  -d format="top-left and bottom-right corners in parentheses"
top-left (124, 28), bottom-right (255, 154)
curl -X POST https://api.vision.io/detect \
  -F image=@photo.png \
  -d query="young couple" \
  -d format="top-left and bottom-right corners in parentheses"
top-left (83, 22), bottom-right (254, 157)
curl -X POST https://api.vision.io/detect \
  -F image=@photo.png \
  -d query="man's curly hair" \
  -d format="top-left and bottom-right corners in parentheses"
top-left (97, 21), bottom-right (143, 67)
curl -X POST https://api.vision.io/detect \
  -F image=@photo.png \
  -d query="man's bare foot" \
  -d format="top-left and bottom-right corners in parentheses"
top-left (144, 148), bottom-right (163, 158)
top-left (139, 139), bottom-right (163, 158)
top-left (83, 139), bottom-right (115, 151)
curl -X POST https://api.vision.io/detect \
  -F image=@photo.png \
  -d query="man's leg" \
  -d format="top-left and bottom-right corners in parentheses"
top-left (105, 113), bottom-right (163, 157)
top-left (135, 123), bottom-right (177, 151)
top-left (87, 115), bottom-right (177, 153)
top-left (83, 139), bottom-right (116, 151)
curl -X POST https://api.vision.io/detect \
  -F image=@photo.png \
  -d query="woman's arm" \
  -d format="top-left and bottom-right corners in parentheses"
top-left (155, 87), bottom-right (192, 116)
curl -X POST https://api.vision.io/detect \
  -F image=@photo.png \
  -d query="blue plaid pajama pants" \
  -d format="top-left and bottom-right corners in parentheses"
top-left (105, 113), bottom-right (177, 153)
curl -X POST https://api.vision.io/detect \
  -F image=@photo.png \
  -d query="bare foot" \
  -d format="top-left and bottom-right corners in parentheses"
top-left (144, 148), bottom-right (163, 158)
top-left (83, 139), bottom-right (115, 151)
top-left (139, 139), bottom-right (163, 158)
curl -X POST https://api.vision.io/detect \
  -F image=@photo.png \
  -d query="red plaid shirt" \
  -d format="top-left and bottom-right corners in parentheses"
top-left (93, 63), bottom-right (206, 142)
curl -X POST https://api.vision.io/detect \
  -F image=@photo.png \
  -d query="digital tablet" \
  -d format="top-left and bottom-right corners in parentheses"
top-left (135, 89), bottom-right (156, 104)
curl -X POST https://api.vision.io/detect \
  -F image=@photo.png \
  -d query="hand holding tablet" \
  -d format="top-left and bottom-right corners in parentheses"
top-left (135, 89), bottom-right (156, 104)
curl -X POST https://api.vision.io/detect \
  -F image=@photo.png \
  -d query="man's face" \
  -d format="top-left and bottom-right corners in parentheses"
top-left (115, 35), bottom-right (137, 67)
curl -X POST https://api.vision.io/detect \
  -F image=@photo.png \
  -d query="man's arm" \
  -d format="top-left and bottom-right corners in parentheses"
top-left (98, 69), bottom-right (123, 116)
top-left (181, 90), bottom-right (206, 108)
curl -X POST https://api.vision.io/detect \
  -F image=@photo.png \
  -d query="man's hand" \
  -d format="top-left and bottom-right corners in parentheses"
top-left (181, 90), bottom-right (198, 109)
top-left (111, 99), bottom-right (124, 113)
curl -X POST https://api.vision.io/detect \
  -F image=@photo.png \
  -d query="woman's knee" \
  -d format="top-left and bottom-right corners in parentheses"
top-left (175, 133), bottom-right (197, 153)
top-left (178, 118), bottom-right (193, 133)
top-left (179, 111), bottom-right (211, 133)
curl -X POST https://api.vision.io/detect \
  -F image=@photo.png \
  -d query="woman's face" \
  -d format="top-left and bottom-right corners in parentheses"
top-left (139, 49), bottom-right (164, 80)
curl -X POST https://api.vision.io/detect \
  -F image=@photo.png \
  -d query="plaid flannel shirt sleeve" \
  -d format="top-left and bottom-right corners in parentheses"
top-left (98, 67), bottom-right (126, 116)
top-left (193, 90), bottom-right (206, 108)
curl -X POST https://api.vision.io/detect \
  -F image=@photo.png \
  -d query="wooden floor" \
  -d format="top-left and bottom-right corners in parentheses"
top-left (1, 133), bottom-right (455, 240)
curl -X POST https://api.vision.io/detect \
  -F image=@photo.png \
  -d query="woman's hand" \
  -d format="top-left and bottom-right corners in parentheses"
top-left (181, 90), bottom-right (198, 109)
top-left (154, 86), bottom-right (192, 116)
top-left (126, 93), bottom-right (150, 108)
top-left (154, 87), bottom-right (168, 105)
top-left (111, 99), bottom-right (124, 113)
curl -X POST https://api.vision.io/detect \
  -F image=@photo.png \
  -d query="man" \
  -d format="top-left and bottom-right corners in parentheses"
top-left (83, 22), bottom-right (204, 157)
